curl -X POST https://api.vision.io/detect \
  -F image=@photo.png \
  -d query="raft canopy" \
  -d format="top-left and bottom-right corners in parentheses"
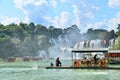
top-left (72, 48), bottom-right (109, 53)
top-left (108, 50), bottom-right (120, 53)
top-left (108, 50), bottom-right (120, 57)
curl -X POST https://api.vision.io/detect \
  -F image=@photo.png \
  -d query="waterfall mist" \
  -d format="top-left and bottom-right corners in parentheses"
top-left (38, 26), bottom-right (116, 59)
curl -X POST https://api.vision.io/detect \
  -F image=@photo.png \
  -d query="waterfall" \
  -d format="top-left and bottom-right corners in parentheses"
top-left (109, 38), bottom-right (119, 50)
top-left (74, 41), bottom-right (85, 48)
top-left (38, 50), bottom-right (47, 59)
top-left (74, 39), bottom-right (102, 49)
top-left (38, 37), bottom-right (116, 60)
top-left (74, 38), bottom-right (117, 50)
top-left (73, 39), bottom-right (108, 59)
top-left (38, 34), bottom-right (78, 59)
top-left (109, 39), bottom-right (115, 49)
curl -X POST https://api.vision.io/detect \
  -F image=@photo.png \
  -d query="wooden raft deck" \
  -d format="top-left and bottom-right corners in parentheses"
top-left (46, 66), bottom-right (120, 70)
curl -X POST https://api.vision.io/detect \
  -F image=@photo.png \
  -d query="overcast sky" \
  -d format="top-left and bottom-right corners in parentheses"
top-left (0, 0), bottom-right (120, 33)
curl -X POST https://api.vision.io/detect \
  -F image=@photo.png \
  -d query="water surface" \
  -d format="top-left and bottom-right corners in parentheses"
top-left (0, 60), bottom-right (120, 80)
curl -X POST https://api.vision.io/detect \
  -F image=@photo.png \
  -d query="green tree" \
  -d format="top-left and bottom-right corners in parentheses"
top-left (116, 24), bottom-right (120, 49)
top-left (116, 24), bottom-right (120, 36)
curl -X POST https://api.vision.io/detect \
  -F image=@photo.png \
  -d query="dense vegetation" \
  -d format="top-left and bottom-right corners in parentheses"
top-left (116, 24), bottom-right (120, 49)
top-left (0, 22), bottom-right (64, 58)
top-left (0, 22), bottom-right (119, 58)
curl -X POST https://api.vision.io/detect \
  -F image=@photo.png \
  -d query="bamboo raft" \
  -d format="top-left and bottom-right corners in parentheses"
top-left (46, 48), bottom-right (120, 70)
top-left (46, 66), bottom-right (120, 70)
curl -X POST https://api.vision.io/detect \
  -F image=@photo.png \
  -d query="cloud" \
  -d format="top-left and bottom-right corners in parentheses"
top-left (108, 12), bottom-right (120, 31)
top-left (50, 0), bottom-right (57, 8)
top-left (23, 16), bottom-right (30, 23)
top-left (13, 0), bottom-right (48, 14)
top-left (85, 12), bottom-right (94, 19)
top-left (91, 5), bottom-right (100, 11)
top-left (71, 2), bottom-right (99, 33)
top-left (0, 16), bottom-right (21, 25)
top-left (11, 0), bottom-right (118, 33)
top-left (13, 0), bottom-right (98, 29)
top-left (87, 21), bottom-right (106, 30)
top-left (45, 11), bottom-right (71, 28)
top-left (61, 11), bottom-right (71, 26)
top-left (13, 0), bottom-right (51, 25)
top-left (86, 11), bottom-right (120, 32)
top-left (61, 0), bottom-right (67, 3)
top-left (72, 5), bottom-right (81, 26)
top-left (13, 0), bottom-right (48, 8)
top-left (108, 0), bottom-right (120, 7)
top-left (0, 16), bottom-right (29, 25)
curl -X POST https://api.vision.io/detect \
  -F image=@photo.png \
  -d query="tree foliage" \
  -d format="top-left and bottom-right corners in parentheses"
top-left (0, 22), bottom-right (63, 58)
top-left (116, 24), bottom-right (120, 49)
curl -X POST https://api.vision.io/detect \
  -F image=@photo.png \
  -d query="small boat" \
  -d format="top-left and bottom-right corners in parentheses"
top-left (46, 48), bottom-right (120, 70)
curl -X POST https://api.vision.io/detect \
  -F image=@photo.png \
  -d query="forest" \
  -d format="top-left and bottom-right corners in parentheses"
top-left (0, 22), bottom-right (120, 58)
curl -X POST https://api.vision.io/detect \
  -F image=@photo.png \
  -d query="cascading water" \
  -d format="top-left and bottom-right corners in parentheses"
top-left (90, 39), bottom-right (102, 48)
top-left (109, 38), bottom-right (117, 49)
top-left (38, 50), bottom-right (46, 59)
top-left (74, 39), bottom-right (107, 59)
top-left (60, 47), bottom-right (72, 59)
top-left (38, 38), bottom-right (116, 59)
top-left (109, 39), bottom-right (114, 49)
top-left (48, 46), bottom-right (72, 59)
top-left (38, 23), bottom-right (116, 59)
top-left (38, 35), bottom-right (78, 59)
top-left (38, 25), bottom-right (82, 59)
top-left (74, 41), bottom-right (85, 48)
top-left (74, 39), bottom-right (102, 49)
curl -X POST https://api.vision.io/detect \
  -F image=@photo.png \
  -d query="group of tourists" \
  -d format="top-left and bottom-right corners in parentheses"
top-left (50, 54), bottom-right (107, 67)
top-left (73, 54), bottom-right (108, 67)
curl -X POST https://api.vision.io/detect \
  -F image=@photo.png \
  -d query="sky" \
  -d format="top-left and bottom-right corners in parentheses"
top-left (0, 0), bottom-right (120, 33)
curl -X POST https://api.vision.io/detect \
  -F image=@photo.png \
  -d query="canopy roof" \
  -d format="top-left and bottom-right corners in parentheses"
top-left (71, 48), bottom-right (108, 53)
top-left (108, 50), bottom-right (120, 53)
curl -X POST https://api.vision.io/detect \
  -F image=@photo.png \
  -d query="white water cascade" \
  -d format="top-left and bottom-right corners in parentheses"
top-left (74, 39), bottom-right (108, 59)
top-left (38, 37), bottom-right (116, 59)
top-left (109, 39), bottom-right (118, 49)
top-left (74, 39), bottom-right (102, 49)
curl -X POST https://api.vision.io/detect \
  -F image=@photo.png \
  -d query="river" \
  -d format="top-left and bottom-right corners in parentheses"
top-left (0, 60), bottom-right (120, 80)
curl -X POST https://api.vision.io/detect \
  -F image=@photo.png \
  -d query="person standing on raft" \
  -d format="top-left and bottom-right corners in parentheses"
top-left (56, 57), bottom-right (61, 67)
top-left (94, 54), bottom-right (98, 66)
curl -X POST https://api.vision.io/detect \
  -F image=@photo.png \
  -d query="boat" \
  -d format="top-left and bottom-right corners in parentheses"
top-left (46, 48), bottom-right (120, 70)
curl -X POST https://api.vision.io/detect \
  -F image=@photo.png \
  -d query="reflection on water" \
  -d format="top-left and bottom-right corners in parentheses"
top-left (0, 60), bottom-right (120, 80)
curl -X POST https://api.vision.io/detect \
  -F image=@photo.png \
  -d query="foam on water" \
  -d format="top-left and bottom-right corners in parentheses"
top-left (32, 63), bottom-right (38, 70)
top-left (92, 72), bottom-right (108, 74)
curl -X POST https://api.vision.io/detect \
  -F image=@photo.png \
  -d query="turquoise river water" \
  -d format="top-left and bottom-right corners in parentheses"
top-left (0, 60), bottom-right (120, 80)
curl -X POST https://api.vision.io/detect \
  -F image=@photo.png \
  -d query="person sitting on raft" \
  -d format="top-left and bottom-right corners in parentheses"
top-left (56, 57), bottom-right (61, 67)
